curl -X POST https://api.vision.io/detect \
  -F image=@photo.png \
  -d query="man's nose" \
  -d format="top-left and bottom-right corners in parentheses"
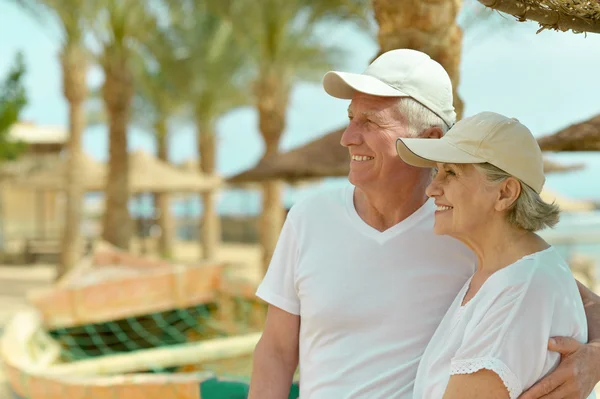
top-left (341, 124), bottom-right (362, 148)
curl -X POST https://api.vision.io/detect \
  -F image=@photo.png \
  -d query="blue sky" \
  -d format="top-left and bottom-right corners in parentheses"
top-left (1, 1), bottom-right (599, 203)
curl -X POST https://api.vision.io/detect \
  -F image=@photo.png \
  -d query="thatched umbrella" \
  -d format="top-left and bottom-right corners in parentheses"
top-left (128, 151), bottom-right (222, 193)
top-left (228, 127), bottom-right (586, 183)
top-left (228, 128), bottom-right (348, 184)
top-left (537, 114), bottom-right (600, 151)
top-left (477, 0), bottom-right (600, 34)
top-left (541, 189), bottom-right (599, 212)
top-left (14, 151), bottom-right (222, 193)
top-left (542, 158), bottom-right (585, 173)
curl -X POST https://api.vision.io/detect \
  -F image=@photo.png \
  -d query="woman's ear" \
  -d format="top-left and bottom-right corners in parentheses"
top-left (495, 178), bottom-right (521, 211)
top-left (421, 126), bottom-right (443, 139)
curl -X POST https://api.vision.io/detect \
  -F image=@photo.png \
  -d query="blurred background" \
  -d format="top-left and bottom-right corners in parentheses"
top-left (0, 0), bottom-right (599, 398)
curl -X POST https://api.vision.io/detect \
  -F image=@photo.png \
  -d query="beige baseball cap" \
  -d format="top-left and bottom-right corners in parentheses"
top-left (322, 49), bottom-right (456, 128)
top-left (395, 111), bottom-right (546, 193)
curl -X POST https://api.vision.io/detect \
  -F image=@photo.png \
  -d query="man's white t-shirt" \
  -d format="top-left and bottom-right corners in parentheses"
top-left (413, 247), bottom-right (592, 399)
top-left (256, 185), bottom-right (476, 398)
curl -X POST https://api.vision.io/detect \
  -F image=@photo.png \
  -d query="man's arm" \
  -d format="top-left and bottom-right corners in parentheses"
top-left (520, 280), bottom-right (600, 399)
top-left (248, 305), bottom-right (300, 399)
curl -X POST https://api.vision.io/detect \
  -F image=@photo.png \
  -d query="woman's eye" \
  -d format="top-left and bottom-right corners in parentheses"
top-left (445, 169), bottom-right (456, 176)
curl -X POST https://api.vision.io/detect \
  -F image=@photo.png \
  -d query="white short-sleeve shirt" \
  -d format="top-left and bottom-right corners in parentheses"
top-left (256, 185), bottom-right (477, 398)
top-left (413, 247), bottom-right (592, 399)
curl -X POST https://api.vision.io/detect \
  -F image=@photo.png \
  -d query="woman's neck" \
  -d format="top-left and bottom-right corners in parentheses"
top-left (460, 220), bottom-right (550, 275)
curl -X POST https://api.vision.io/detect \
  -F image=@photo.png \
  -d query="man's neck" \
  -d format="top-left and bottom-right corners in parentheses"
top-left (353, 179), bottom-right (429, 232)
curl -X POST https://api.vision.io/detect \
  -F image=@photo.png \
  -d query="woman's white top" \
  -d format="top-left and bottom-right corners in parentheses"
top-left (413, 247), bottom-right (590, 399)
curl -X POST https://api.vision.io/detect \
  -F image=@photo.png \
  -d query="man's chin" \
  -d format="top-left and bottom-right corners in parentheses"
top-left (347, 172), bottom-right (369, 188)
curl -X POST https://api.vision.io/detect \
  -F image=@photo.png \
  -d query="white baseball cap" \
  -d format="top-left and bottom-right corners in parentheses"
top-left (395, 111), bottom-right (546, 193)
top-left (322, 49), bottom-right (456, 128)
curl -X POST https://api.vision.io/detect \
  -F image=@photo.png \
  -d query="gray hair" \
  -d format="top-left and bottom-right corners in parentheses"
top-left (474, 163), bottom-right (560, 232)
top-left (396, 98), bottom-right (451, 137)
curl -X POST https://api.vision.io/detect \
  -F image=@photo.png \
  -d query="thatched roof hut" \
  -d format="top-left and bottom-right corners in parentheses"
top-left (228, 127), bottom-right (586, 183)
top-left (477, 0), bottom-right (600, 34)
top-left (12, 153), bottom-right (106, 191)
top-left (538, 114), bottom-right (600, 151)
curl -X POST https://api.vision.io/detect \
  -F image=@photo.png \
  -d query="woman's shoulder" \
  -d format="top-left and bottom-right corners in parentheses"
top-left (475, 247), bottom-right (578, 309)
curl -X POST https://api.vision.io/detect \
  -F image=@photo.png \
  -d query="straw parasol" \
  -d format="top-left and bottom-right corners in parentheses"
top-left (128, 151), bottom-right (222, 193)
top-left (13, 151), bottom-right (222, 193)
top-left (477, 0), bottom-right (600, 34)
top-left (228, 128), bottom-right (348, 184)
top-left (537, 114), bottom-right (600, 151)
top-left (541, 188), bottom-right (599, 212)
top-left (542, 158), bottom-right (585, 173)
top-left (228, 127), bottom-right (587, 183)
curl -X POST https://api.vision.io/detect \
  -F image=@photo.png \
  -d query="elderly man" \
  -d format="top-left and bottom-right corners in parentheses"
top-left (248, 49), bottom-right (600, 399)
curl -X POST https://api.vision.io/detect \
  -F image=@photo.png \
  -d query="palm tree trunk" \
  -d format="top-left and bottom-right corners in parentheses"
top-left (155, 119), bottom-right (174, 258)
top-left (372, 0), bottom-right (464, 118)
top-left (101, 53), bottom-right (133, 250)
top-left (256, 72), bottom-right (289, 274)
top-left (196, 118), bottom-right (220, 260)
top-left (58, 45), bottom-right (87, 279)
top-left (0, 183), bottom-right (5, 257)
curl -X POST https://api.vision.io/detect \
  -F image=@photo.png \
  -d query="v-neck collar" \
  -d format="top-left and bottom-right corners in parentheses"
top-left (344, 185), bottom-right (434, 245)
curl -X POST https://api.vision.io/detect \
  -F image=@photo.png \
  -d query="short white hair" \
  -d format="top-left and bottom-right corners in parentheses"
top-left (475, 163), bottom-right (560, 232)
top-left (397, 98), bottom-right (451, 137)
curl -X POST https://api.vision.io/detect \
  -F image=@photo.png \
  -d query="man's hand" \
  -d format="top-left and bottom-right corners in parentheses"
top-left (519, 337), bottom-right (600, 399)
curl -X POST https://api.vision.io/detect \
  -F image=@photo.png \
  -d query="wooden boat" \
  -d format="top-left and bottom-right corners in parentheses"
top-left (0, 242), bottom-right (291, 398)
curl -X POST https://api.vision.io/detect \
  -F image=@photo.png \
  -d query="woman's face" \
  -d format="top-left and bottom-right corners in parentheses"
top-left (425, 163), bottom-right (501, 240)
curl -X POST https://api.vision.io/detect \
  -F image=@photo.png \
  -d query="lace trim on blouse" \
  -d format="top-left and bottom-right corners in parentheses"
top-left (450, 357), bottom-right (522, 399)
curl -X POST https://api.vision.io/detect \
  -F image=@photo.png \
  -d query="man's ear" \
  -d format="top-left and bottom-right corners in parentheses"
top-left (421, 126), bottom-right (443, 139)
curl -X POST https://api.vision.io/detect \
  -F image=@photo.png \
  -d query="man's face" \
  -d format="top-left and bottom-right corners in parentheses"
top-left (341, 93), bottom-right (413, 188)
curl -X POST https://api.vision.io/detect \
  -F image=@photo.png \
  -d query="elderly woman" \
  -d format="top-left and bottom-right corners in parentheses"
top-left (395, 111), bottom-right (591, 399)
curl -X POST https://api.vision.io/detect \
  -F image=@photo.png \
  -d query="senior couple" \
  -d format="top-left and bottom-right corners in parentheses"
top-left (248, 49), bottom-right (600, 399)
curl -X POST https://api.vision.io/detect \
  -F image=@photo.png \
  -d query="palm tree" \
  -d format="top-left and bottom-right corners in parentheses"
top-left (93, 0), bottom-right (161, 250)
top-left (166, 1), bottom-right (250, 260)
top-left (212, 0), bottom-right (369, 272)
top-left (15, 0), bottom-right (91, 278)
top-left (130, 54), bottom-right (181, 258)
top-left (371, 0), bottom-right (492, 120)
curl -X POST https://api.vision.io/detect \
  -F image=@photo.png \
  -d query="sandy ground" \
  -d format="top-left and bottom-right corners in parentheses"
top-left (1, 241), bottom-right (600, 397)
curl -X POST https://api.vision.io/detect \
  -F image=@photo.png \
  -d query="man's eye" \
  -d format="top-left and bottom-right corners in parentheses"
top-left (445, 169), bottom-right (456, 176)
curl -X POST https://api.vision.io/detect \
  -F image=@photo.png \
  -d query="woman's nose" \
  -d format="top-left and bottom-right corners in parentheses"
top-left (426, 178), bottom-right (441, 198)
